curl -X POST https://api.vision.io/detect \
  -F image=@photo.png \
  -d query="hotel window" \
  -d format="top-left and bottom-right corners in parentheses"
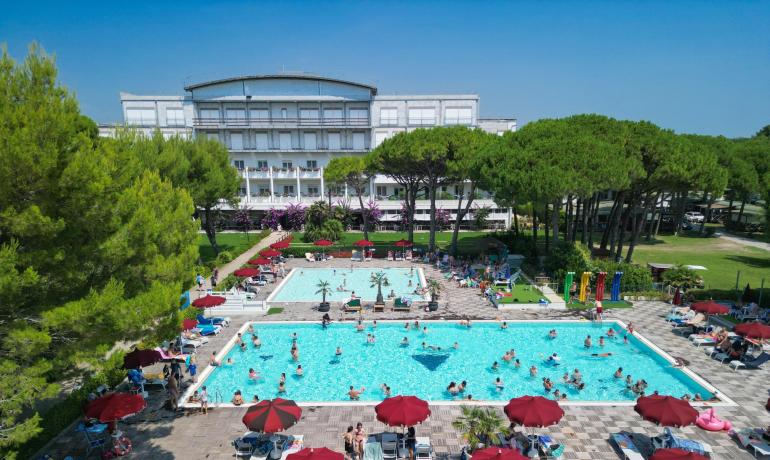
top-left (408, 108), bottom-right (435, 125)
top-left (376, 186), bottom-right (388, 197)
top-left (206, 132), bottom-right (220, 142)
top-left (282, 161), bottom-right (293, 170)
top-left (199, 108), bottom-right (220, 120)
top-left (283, 185), bottom-right (295, 196)
top-left (125, 108), bottom-right (156, 125)
top-left (445, 107), bottom-right (473, 125)
top-left (374, 131), bottom-right (388, 147)
top-left (380, 108), bottom-right (398, 125)
top-left (307, 186), bottom-right (319, 197)
top-left (256, 160), bottom-right (268, 170)
top-left (255, 132), bottom-right (269, 150)
top-left (279, 132), bottom-right (292, 149)
top-left (307, 160), bottom-right (318, 169)
top-left (226, 108), bottom-right (246, 121)
top-left (249, 108), bottom-right (269, 120)
top-left (239, 186), bottom-right (247, 197)
top-left (323, 108), bottom-right (342, 123)
top-left (280, 108), bottom-right (288, 119)
top-left (165, 108), bottom-right (185, 126)
top-left (327, 132), bottom-right (341, 150)
top-left (299, 109), bottom-right (319, 122)
top-left (230, 132), bottom-right (243, 150)
top-left (349, 108), bottom-right (369, 124)
top-left (233, 160), bottom-right (245, 170)
top-left (259, 186), bottom-right (271, 196)
top-left (303, 132), bottom-right (317, 150)
top-left (352, 132), bottom-right (366, 150)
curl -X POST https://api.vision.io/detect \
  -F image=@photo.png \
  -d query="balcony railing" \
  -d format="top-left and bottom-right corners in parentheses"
top-left (193, 117), bottom-right (370, 127)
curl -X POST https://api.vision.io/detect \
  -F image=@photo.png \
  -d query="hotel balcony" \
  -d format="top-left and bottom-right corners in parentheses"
top-left (193, 117), bottom-right (370, 128)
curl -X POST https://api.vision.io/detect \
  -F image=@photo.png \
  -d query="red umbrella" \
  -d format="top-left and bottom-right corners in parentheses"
top-left (649, 448), bottom-right (708, 460)
top-left (375, 395), bottom-right (431, 427)
top-left (469, 447), bottom-right (528, 460)
top-left (182, 318), bottom-right (198, 331)
top-left (734, 322), bottom-right (770, 339)
top-left (394, 239), bottom-right (413, 248)
top-left (260, 248), bottom-right (282, 258)
top-left (504, 396), bottom-right (564, 427)
top-left (192, 295), bottom-right (226, 308)
top-left (286, 447), bottom-right (344, 460)
top-left (242, 398), bottom-right (302, 433)
top-left (634, 395), bottom-right (697, 427)
top-left (85, 393), bottom-right (146, 422)
top-left (690, 301), bottom-right (729, 315)
top-left (314, 239), bottom-right (334, 247)
top-left (354, 239), bottom-right (374, 247)
top-left (233, 267), bottom-right (260, 277)
top-left (249, 257), bottom-right (272, 266)
top-left (270, 241), bottom-right (290, 250)
top-left (123, 349), bottom-right (162, 369)
top-left (673, 288), bottom-right (682, 306)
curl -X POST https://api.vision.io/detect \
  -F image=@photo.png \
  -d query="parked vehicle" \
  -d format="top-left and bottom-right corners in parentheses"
top-left (683, 211), bottom-right (705, 223)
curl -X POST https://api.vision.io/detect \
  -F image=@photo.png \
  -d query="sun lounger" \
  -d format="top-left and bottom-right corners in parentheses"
top-left (394, 297), bottom-right (411, 311)
top-left (197, 314), bottom-right (230, 327)
top-left (415, 437), bottom-right (432, 460)
top-left (364, 440), bottom-right (384, 460)
top-left (729, 352), bottom-right (770, 371)
top-left (733, 428), bottom-right (770, 458)
top-left (305, 253), bottom-right (315, 262)
top-left (194, 324), bottom-right (221, 336)
top-left (610, 432), bottom-right (644, 460)
top-left (651, 427), bottom-right (712, 457)
top-left (344, 298), bottom-right (362, 312)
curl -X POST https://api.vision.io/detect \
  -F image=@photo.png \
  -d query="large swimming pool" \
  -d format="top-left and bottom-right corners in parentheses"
top-left (268, 267), bottom-right (425, 302)
top-left (195, 321), bottom-right (715, 404)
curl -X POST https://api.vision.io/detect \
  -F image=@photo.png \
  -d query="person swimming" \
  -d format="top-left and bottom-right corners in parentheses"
top-left (491, 361), bottom-right (499, 371)
top-left (584, 335), bottom-right (592, 348)
top-left (296, 365), bottom-right (303, 376)
top-left (529, 365), bottom-right (537, 377)
top-left (591, 352), bottom-right (613, 358)
top-left (401, 337), bottom-right (409, 346)
top-left (335, 347), bottom-right (343, 356)
top-left (248, 368), bottom-right (259, 381)
top-left (549, 329), bottom-right (557, 339)
top-left (546, 353), bottom-right (560, 365)
top-left (447, 381), bottom-right (459, 395)
top-left (494, 377), bottom-right (504, 391)
top-left (252, 335), bottom-right (261, 348)
top-left (501, 321), bottom-right (508, 330)
top-left (614, 367), bottom-right (623, 378)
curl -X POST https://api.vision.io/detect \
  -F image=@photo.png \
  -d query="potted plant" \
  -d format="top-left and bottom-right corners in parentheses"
top-left (316, 280), bottom-right (331, 312)
top-left (426, 278), bottom-right (442, 311)
top-left (452, 406), bottom-right (509, 451)
top-left (370, 271), bottom-right (390, 306)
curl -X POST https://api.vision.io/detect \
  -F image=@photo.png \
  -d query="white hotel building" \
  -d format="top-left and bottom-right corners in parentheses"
top-left (101, 74), bottom-right (517, 228)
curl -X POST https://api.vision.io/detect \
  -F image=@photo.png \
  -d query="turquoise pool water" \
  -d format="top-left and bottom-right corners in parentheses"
top-left (200, 321), bottom-right (712, 403)
top-left (270, 267), bottom-right (424, 302)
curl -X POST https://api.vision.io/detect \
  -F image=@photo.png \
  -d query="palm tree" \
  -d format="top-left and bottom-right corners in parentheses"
top-left (316, 280), bottom-right (332, 311)
top-left (452, 406), bottom-right (509, 451)
top-left (426, 278), bottom-right (442, 310)
top-left (370, 271), bottom-right (390, 305)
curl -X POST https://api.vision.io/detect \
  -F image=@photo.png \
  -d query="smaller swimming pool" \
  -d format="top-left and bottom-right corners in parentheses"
top-left (268, 267), bottom-right (426, 302)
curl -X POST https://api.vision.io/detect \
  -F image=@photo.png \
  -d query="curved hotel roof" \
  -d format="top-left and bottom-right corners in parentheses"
top-left (184, 74), bottom-right (377, 94)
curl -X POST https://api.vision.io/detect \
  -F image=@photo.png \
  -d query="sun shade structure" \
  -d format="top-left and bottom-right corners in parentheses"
top-left (733, 322), bottom-right (770, 339)
top-left (123, 349), bottom-right (162, 369)
top-left (242, 398), bottom-right (302, 433)
top-left (649, 448), bottom-right (708, 460)
top-left (469, 447), bottom-right (528, 460)
top-left (503, 396), bottom-right (564, 427)
top-left (181, 318), bottom-right (198, 331)
top-left (191, 295), bottom-right (226, 308)
top-left (354, 239), bottom-right (374, 247)
top-left (259, 248), bottom-right (282, 257)
top-left (270, 241), bottom-right (290, 249)
top-left (394, 239), bottom-right (413, 247)
top-left (249, 257), bottom-right (272, 266)
top-left (634, 395), bottom-right (698, 427)
top-left (286, 447), bottom-right (344, 460)
top-left (374, 395), bottom-right (431, 427)
top-left (233, 267), bottom-right (261, 277)
top-left (314, 239), bottom-right (334, 247)
top-left (689, 301), bottom-right (729, 315)
top-left (85, 393), bottom-right (146, 422)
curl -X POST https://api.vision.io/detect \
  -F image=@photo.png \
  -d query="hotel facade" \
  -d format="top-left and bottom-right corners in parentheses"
top-left (100, 74), bottom-right (517, 228)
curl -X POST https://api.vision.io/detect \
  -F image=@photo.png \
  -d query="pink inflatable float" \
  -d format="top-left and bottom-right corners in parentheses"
top-left (696, 408), bottom-right (732, 431)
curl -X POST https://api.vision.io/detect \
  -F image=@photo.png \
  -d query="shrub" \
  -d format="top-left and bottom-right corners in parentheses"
top-left (215, 250), bottom-right (234, 266)
top-left (218, 274), bottom-right (238, 291)
top-left (304, 219), bottom-right (344, 242)
top-left (661, 265), bottom-right (702, 289)
top-left (544, 242), bottom-right (593, 281)
top-left (593, 260), bottom-right (654, 293)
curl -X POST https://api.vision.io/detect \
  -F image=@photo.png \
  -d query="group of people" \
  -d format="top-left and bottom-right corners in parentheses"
top-left (342, 424), bottom-right (418, 460)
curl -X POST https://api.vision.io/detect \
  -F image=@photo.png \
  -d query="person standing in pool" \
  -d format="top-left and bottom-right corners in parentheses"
top-left (584, 335), bottom-right (592, 348)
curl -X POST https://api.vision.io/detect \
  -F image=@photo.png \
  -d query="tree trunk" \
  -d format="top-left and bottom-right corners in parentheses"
top-left (428, 181), bottom-right (438, 252)
top-left (612, 196), bottom-right (631, 261)
top-left (531, 206), bottom-right (539, 257)
top-left (699, 192), bottom-right (713, 234)
top-left (512, 202), bottom-right (519, 236)
top-left (551, 198), bottom-right (560, 247)
top-left (737, 199), bottom-right (746, 226)
top-left (588, 193), bottom-right (600, 249)
top-left (406, 185), bottom-right (418, 242)
top-left (544, 202), bottom-right (550, 253)
top-left (571, 197), bottom-right (581, 243)
top-left (653, 194), bottom-right (665, 238)
top-left (203, 206), bottom-right (220, 255)
top-left (727, 195), bottom-right (734, 229)
top-left (450, 184), bottom-right (476, 256)
top-left (601, 192), bottom-right (623, 251)
top-left (626, 193), bottom-right (653, 263)
top-left (357, 190), bottom-right (369, 241)
top-left (645, 192), bottom-right (661, 241)
top-left (564, 195), bottom-right (572, 242)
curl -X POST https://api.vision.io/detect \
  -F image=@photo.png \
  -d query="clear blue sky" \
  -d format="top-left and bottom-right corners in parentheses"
top-left (2, 1), bottom-right (769, 137)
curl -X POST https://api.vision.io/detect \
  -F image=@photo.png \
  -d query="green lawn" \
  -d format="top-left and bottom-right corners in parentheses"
top-left (198, 232), bottom-right (266, 265)
top-left (630, 234), bottom-right (769, 290)
top-left (493, 284), bottom-right (543, 303)
top-left (290, 231), bottom-right (494, 252)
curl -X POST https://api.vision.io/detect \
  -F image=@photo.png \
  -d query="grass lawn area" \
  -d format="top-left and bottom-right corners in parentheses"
top-left (493, 284), bottom-right (543, 304)
top-left (567, 300), bottom-right (633, 309)
top-left (198, 232), bottom-right (266, 265)
top-left (290, 231), bottom-right (493, 252)
top-left (630, 234), bottom-right (770, 290)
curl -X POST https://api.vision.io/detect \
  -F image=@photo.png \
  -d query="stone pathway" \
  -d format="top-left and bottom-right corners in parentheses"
top-left (718, 231), bottom-right (770, 252)
top-left (40, 258), bottom-right (769, 459)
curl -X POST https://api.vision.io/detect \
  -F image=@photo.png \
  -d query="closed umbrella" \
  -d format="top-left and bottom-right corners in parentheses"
top-left (375, 395), bottom-right (431, 427)
top-left (233, 267), bottom-right (260, 278)
top-left (649, 448), bottom-right (708, 460)
top-left (634, 395), bottom-right (697, 427)
top-left (286, 447), bottom-right (344, 460)
top-left (192, 295), bottom-right (226, 308)
top-left (85, 393), bottom-right (146, 423)
top-left (123, 349), bottom-right (162, 369)
top-left (242, 398), bottom-right (302, 433)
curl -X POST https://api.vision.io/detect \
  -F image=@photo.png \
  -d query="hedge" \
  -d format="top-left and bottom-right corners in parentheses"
top-left (690, 288), bottom-right (770, 307)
